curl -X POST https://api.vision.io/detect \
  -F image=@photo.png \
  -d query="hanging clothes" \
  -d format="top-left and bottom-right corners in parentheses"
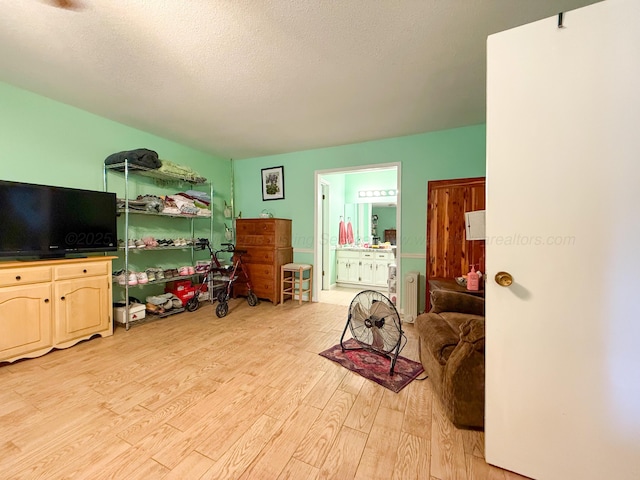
top-left (346, 219), bottom-right (354, 244)
top-left (338, 217), bottom-right (347, 245)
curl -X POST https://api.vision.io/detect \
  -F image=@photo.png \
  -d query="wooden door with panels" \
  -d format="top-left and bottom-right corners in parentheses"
top-left (426, 177), bottom-right (485, 310)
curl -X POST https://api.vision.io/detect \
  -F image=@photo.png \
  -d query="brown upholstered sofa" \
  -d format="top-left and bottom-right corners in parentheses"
top-left (414, 289), bottom-right (485, 429)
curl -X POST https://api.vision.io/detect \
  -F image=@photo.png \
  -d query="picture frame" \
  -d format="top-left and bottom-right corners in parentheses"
top-left (261, 166), bottom-right (285, 201)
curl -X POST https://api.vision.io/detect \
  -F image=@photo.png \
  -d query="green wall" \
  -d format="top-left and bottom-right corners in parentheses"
top-left (232, 125), bottom-right (486, 311)
top-left (0, 81), bottom-right (231, 301)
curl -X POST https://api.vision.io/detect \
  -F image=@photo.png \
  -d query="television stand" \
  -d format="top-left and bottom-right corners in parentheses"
top-left (0, 256), bottom-right (116, 363)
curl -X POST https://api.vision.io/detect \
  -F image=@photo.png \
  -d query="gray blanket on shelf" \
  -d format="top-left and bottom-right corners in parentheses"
top-left (104, 148), bottom-right (161, 170)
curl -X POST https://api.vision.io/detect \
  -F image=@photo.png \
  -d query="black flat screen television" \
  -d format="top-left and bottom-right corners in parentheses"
top-left (0, 180), bottom-right (117, 258)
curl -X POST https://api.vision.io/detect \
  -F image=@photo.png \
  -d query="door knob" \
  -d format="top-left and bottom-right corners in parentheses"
top-left (495, 271), bottom-right (513, 287)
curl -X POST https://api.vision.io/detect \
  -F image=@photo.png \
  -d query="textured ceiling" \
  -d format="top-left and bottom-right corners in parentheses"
top-left (0, 0), bottom-right (600, 159)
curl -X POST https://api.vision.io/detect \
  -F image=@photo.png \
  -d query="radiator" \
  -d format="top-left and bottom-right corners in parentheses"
top-left (403, 271), bottom-right (420, 323)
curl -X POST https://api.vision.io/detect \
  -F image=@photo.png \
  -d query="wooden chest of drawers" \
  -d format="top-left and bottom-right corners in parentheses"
top-left (234, 218), bottom-right (293, 305)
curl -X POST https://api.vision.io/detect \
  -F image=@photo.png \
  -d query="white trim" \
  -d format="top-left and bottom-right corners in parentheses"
top-left (294, 248), bottom-right (314, 254)
top-left (401, 252), bottom-right (426, 259)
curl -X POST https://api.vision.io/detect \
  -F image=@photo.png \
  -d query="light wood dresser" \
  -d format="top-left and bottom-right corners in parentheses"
top-left (0, 256), bottom-right (115, 363)
top-left (234, 218), bottom-right (293, 305)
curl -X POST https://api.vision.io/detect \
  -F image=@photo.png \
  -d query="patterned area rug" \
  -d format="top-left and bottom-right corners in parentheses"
top-left (319, 338), bottom-right (425, 393)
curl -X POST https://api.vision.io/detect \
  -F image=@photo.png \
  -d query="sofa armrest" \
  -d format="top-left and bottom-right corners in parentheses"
top-left (415, 312), bottom-right (460, 365)
top-left (429, 290), bottom-right (485, 316)
top-left (441, 317), bottom-right (486, 429)
top-left (459, 317), bottom-right (485, 344)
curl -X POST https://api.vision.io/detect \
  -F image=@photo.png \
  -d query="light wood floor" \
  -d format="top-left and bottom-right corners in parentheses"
top-left (0, 299), bottom-right (529, 480)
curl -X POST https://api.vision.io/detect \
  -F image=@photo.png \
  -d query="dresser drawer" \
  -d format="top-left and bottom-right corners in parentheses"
top-left (234, 264), bottom-right (275, 299)
top-left (0, 267), bottom-right (52, 287)
top-left (236, 235), bottom-right (275, 247)
top-left (237, 248), bottom-right (274, 265)
top-left (245, 264), bottom-right (275, 282)
top-left (236, 220), bottom-right (276, 236)
top-left (55, 262), bottom-right (109, 280)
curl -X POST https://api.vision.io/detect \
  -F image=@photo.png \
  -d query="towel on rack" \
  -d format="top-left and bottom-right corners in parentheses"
top-left (346, 221), bottom-right (354, 244)
top-left (338, 219), bottom-right (347, 245)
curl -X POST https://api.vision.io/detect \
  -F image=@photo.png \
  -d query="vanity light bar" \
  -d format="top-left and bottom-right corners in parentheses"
top-left (358, 189), bottom-right (397, 197)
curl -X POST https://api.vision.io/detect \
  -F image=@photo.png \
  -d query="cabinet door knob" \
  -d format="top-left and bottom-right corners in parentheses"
top-left (15, 275), bottom-right (21, 280)
top-left (44, 298), bottom-right (49, 303)
top-left (83, 269), bottom-right (87, 273)
top-left (60, 296), bottom-right (66, 301)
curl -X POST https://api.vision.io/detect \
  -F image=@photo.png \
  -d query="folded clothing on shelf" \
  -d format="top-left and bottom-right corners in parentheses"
top-left (157, 160), bottom-right (207, 183)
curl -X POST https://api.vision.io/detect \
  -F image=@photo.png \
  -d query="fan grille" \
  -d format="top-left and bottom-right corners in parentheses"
top-left (348, 290), bottom-right (401, 354)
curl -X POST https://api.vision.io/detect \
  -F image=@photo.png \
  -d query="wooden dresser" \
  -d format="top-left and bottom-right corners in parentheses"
top-left (234, 218), bottom-right (293, 305)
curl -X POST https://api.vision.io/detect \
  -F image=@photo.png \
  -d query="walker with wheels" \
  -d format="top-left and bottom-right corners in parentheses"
top-left (186, 240), bottom-right (258, 317)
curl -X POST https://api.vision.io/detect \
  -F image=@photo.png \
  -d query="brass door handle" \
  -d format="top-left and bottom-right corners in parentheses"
top-left (495, 271), bottom-right (513, 287)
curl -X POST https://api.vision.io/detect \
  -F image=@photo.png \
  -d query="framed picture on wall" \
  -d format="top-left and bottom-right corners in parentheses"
top-left (261, 166), bottom-right (285, 201)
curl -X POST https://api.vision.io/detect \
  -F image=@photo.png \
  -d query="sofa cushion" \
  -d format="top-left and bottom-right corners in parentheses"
top-left (415, 313), bottom-right (459, 365)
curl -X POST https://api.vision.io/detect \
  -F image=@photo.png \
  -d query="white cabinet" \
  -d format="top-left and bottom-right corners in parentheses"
top-left (360, 251), bottom-right (375, 285)
top-left (373, 251), bottom-right (394, 286)
top-left (336, 249), bottom-right (395, 287)
top-left (336, 250), bottom-right (360, 284)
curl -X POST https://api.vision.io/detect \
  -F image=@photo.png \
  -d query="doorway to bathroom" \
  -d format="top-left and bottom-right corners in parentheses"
top-left (314, 163), bottom-right (401, 307)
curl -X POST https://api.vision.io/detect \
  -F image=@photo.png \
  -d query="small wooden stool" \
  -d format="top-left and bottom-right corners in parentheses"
top-left (281, 263), bottom-right (313, 304)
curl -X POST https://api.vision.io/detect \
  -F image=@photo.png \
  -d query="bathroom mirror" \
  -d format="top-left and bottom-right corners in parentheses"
top-left (343, 202), bottom-right (396, 244)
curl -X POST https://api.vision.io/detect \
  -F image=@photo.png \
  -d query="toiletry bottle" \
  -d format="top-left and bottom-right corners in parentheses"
top-left (467, 265), bottom-right (479, 291)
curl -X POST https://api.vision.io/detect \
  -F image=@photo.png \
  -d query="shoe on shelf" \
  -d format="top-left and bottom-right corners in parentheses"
top-left (128, 239), bottom-right (136, 249)
top-left (136, 271), bottom-right (148, 284)
top-left (135, 239), bottom-right (146, 248)
top-left (178, 266), bottom-right (190, 276)
top-left (113, 270), bottom-right (126, 285)
top-left (146, 302), bottom-right (165, 314)
top-left (155, 268), bottom-right (165, 281)
top-left (163, 269), bottom-right (174, 279)
top-left (144, 268), bottom-right (156, 282)
top-left (142, 236), bottom-right (158, 248)
top-left (128, 271), bottom-right (138, 285)
top-left (188, 266), bottom-right (195, 275)
top-left (172, 297), bottom-right (183, 308)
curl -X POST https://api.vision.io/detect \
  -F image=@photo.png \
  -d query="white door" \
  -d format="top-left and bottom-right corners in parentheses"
top-left (486, 1), bottom-right (640, 479)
